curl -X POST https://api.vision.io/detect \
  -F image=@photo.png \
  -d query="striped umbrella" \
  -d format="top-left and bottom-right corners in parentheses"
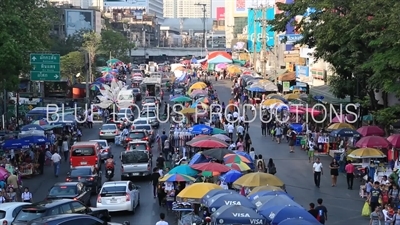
top-left (226, 162), bottom-right (251, 171)
top-left (32, 119), bottom-right (49, 126)
top-left (224, 154), bottom-right (251, 163)
top-left (159, 173), bottom-right (195, 182)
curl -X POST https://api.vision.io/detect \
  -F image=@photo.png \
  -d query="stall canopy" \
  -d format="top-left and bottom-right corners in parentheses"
top-left (278, 72), bottom-right (296, 81)
top-left (207, 51), bottom-right (232, 64)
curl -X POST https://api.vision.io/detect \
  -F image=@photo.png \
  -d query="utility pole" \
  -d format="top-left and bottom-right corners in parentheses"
top-left (195, 3), bottom-right (207, 51)
top-left (260, 6), bottom-right (267, 77)
top-left (252, 8), bottom-right (257, 69)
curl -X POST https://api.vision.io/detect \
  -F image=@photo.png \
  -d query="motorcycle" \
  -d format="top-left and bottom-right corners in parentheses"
top-left (105, 168), bottom-right (114, 181)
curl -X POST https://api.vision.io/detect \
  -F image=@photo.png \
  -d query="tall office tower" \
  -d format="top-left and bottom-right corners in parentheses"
top-left (163, 0), bottom-right (211, 18)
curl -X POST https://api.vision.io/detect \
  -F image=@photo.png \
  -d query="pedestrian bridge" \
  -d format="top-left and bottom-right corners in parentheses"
top-left (129, 47), bottom-right (228, 57)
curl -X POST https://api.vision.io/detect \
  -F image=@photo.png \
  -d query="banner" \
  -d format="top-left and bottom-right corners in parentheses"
top-left (295, 66), bottom-right (309, 77)
top-left (216, 7), bottom-right (225, 20)
top-left (65, 9), bottom-right (94, 36)
top-left (247, 8), bottom-right (275, 53)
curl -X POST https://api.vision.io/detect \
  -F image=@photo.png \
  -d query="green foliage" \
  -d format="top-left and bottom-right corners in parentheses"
top-left (82, 32), bottom-right (102, 65)
top-left (0, 0), bottom-right (53, 90)
top-left (50, 30), bottom-right (88, 56)
top-left (100, 30), bottom-right (135, 61)
top-left (60, 51), bottom-right (85, 80)
top-left (374, 105), bottom-right (400, 131)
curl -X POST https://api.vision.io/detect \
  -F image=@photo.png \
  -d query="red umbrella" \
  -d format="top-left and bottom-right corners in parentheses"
top-left (355, 136), bottom-right (391, 149)
top-left (191, 162), bottom-right (231, 173)
top-left (388, 134), bottom-right (400, 148)
top-left (357, 126), bottom-right (384, 136)
top-left (188, 139), bottom-right (228, 148)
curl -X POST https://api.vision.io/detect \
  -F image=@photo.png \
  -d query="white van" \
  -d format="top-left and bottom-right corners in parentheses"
top-left (117, 89), bottom-right (135, 108)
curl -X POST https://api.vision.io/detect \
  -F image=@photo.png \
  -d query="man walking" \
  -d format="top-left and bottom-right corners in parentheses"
top-left (312, 157), bottom-right (323, 188)
top-left (314, 198), bottom-right (328, 224)
top-left (51, 151), bottom-right (62, 177)
top-left (345, 160), bottom-right (355, 189)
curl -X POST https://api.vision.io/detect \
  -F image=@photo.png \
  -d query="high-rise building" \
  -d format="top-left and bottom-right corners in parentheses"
top-left (163, 0), bottom-right (212, 18)
top-left (103, 0), bottom-right (164, 22)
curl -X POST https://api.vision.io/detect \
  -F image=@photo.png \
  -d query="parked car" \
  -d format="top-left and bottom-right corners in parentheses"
top-left (0, 202), bottom-right (31, 225)
top-left (46, 182), bottom-right (91, 206)
top-left (66, 166), bottom-right (102, 194)
top-left (96, 181), bottom-right (140, 213)
top-left (26, 214), bottom-right (129, 225)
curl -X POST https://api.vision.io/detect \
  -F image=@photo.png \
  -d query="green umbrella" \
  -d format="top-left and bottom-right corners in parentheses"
top-left (100, 67), bottom-right (112, 72)
top-left (167, 165), bottom-right (198, 176)
top-left (171, 96), bottom-right (192, 103)
top-left (212, 128), bottom-right (227, 135)
top-left (106, 58), bottom-right (121, 64)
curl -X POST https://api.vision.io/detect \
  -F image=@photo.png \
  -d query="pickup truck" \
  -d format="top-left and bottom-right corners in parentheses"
top-left (11, 199), bottom-right (110, 225)
top-left (120, 150), bottom-right (152, 180)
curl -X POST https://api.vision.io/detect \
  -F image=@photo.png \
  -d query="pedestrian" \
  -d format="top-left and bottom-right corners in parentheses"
top-left (160, 131), bottom-right (168, 150)
top-left (87, 112), bottom-right (93, 128)
top-left (345, 160), bottom-right (355, 189)
top-left (6, 187), bottom-right (16, 202)
top-left (288, 128), bottom-right (297, 153)
top-left (62, 138), bottom-right (69, 162)
top-left (151, 168), bottom-right (160, 198)
top-left (308, 203), bottom-right (318, 219)
top-left (227, 123), bottom-right (234, 139)
top-left (244, 133), bottom-right (251, 153)
top-left (389, 185), bottom-right (400, 208)
top-left (312, 157), bottom-right (323, 188)
top-left (261, 119), bottom-right (267, 136)
top-left (329, 158), bottom-right (339, 187)
top-left (307, 138), bottom-right (315, 163)
top-left (267, 158), bottom-right (276, 175)
top-left (6, 171), bottom-right (20, 201)
top-left (391, 206), bottom-right (400, 225)
top-left (369, 206), bottom-right (382, 225)
top-left (369, 181), bottom-right (382, 212)
top-left (21, 187), bottom-right (32, 202)
top-left (38, 149), bottom-right (45, 175)
top-left (314, 198), bottom-right (328, 224)
top-left (156, 153), bottom-right (166, 170)
top-left (155, 212), bottom-right (169, 225)
top-left (51, 151), bottom-right (62, 177)
top-left (0, 192), bottom-right (6, 204)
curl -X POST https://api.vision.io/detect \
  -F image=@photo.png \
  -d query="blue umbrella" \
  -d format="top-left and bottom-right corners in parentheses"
top-left (189, 152), bottom-right (210, 165)
top-left (289, 123), bottom-right (303, 133)
top-left (20, 124), bottom-right (44, 132)
top-left (245, 86), bottom-right (266, 92)
top-left (95, 77), bottom-right (106, 83)
top-left (253, 195), bottom-right (296, 208)
top-left (104, 74), bottom-right (114, 81)
top-left (266, 205), bottom-right (319, 225)
top-left (211, 205), bottom-right (266, 224)
top-left (202, 189), bottom-right (235, 204)
top-left (278, 218), bottom-right (321, 225)
top-left (20, 136), bottom-right (50, 145)
top-left (256, 198), bottom-right (301, 216)
top-left (220, 170), bottom-right (243, 183)
top-left (51, 115), bottom-right (77, 126)
top-left (189, 124), bottom-right (213, 135)
top-left (3, 139), bottom-right (30, 150)
top-left (330, 128), bottom-right (361, 138)
top-left (111, 69), bottom-right (119, 73)
top-left (207, 193), bottom-right (255, 212)
top-left (248, 191), bottom-right (293, 201)
top-left (234, 151), bottom-right (255, 170)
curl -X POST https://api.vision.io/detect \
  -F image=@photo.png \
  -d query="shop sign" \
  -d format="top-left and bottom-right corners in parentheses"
top-left (296, 65), bottom-right (309, 77)
top-left (283, 81), bottom-right (290, 92)
top-left (311, 68), bottom-right (325, 79)
top-left (284, 54), bottom-right (305, 64)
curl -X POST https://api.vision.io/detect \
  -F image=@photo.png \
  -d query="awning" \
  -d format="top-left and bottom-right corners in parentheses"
top-left (278, 72), bottom-right (296, 81)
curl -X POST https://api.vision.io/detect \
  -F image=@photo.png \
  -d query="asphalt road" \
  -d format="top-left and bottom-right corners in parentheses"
top-left (24, 78), bottom-right (366, 225)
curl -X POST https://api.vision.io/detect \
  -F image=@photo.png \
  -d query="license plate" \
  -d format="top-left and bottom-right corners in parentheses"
top-left (107, 132), bottom-right (113, 134)
top-left (132, 173), bottom-right (139, 176)
top-left (110, 199), bottom-right (117, 203)
top-left (107, 171), bottom-right (112, 174)
top-left (81, 162), bottom-right (87, 165)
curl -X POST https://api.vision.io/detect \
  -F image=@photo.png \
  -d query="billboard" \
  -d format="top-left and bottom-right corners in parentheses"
top-left (65, 9), bottom-right (94, 37)
top-left (216, 7), bottom-right (225, 20)
top-left (247, 8), bottom-right (275, 53)
top-left (231, 39), bottom-right (247, 51)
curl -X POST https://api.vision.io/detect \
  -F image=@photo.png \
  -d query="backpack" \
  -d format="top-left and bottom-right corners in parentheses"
top-left (269, 164), bottom-right (277, 174)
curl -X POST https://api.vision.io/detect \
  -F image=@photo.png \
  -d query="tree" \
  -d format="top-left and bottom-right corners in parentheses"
top-left (100, 30), bottom-right (134, 63)
top-left (60, 51), bottom-right (85, 81)
top-left (50, 30), bottom-right (87, 56)
top-left (82, 32), bottom-right (102, 80)
top-left (0, 0), bottom-right (54, 90)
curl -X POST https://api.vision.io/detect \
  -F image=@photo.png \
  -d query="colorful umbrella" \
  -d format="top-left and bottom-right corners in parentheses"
top-left (189, 82), bottom-right (207, 91)
top-left (106, 58), bottom-right (121, 64)
top-left (188, 138), bottom-right (227, 148)
top-left (201, 171), bottom-right (221, 177)
top-left (267, 94), bottom-right (289, 103)
top-left (388, 134), bottom-right (400, 148)
top-left (211, 205), bottom-right (267, 225)
top-left (188, 124), bottom-right (213, 135)
top-left (20, 124), bottom-right (44, 131)
top-left (283, 93), bottom-right (300, 100)
top-left (212, 134), bottom-right (231, 142)
top-left (177, 183), bottom-right (222, 202)
top-left (216, 63), bottom-right (228, 69)
top-left (348, 148), bottom-right (386, 159)
top-left (248, 185), bottom-right (284, 195)
top-left (191, 162), bottom-right (231, 173)
top-left (263, 99), bottom-right (283, 106)
top-left (355, 136), bottom-right (391, 149)
top-left (357, 125), bottom-right (385, 136)
top-left (226, 162), bottom-right (251, 171)
top-left (202, 148), bottom-right (234, 160)
top-left (245, 85), bottom-right (266, 92)
top-left (189, 90), bottom-right (207, 97)
top-left (220, 170), bottom-right (243, 183)
top-left (224, 154), bottom-right (251, 163)
top-left (233, 172), bottom-right (285, 187)
top-left (159, 173), bottom-right (195, 182)
top-left (100, 67), bottom-right (112, 73)
top-left (32, 119), bottom-right (49, 126)
top-left (180, 108), bottom-right (196, 114)
top-left (326, 123), bottom-right (355, 131)
top-left (171, 96), bottom-right (192, 102)
top-left (332, 114), bottom-right (355, 123)
top-left (211, 128), bottom-right (227, 135)
top-left (168, 165), bottom-right (198, 176)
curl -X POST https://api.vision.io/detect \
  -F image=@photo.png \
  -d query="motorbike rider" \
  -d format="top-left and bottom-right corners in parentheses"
top-left (105, 155), bottom-right (115, 174)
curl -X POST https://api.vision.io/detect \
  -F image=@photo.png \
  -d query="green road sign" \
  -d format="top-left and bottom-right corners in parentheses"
top-left (30, 71), bottom-right (60, 81)
top-left (30, 53), bottom-right (60, 81)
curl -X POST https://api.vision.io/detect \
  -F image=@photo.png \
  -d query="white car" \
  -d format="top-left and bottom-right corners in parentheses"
top-left (96, 181), bottom-right (140, 213)
top-left (139, 110), bottom-right (159, 128)
top-left (131, 118), bottom-right (150, 130)
top-left (0, 202), bottom-right (31, 224)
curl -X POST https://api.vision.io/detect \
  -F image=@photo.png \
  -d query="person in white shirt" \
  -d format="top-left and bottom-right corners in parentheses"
top-left (87, 112), bottom-right (93, 128)
top-left (51, 152), bottom-right (62, 177)
top-left (312, 158), bottom-right (323, 188)
top-left (228, 142), bottom-right (236, 151)
top-left (233, 111), bottom-right (239, 124)
top-left (226, 112), bottom-right (233, 123)
top-left (62, 139), bottom-right (69, 162)
top-left (21, 187), bottom-right (32, 202)
top-left (220, 181), bottom-right (228, 190)
top-left (236, 124), bottom-right (244, 138)
top-left (155, 213), bottom-right (169, 225)
top-left (227, 123), bottom-right (234, 139)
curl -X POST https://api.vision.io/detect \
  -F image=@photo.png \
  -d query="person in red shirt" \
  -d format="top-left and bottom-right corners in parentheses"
top-left (345, 160), bottom-right (355, 189)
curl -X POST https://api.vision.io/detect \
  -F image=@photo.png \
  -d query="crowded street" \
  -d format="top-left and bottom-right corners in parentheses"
top-left (21, 77), bottom-right (366, 225)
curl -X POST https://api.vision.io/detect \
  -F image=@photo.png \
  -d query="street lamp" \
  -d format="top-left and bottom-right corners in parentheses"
top-left (195, 3), bottom-right (207, 51)
top-left (142, 27), bottom-right (148, 62)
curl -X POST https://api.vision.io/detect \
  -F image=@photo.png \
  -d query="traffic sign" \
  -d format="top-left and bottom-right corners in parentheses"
top-left (30, 53), bottom-right (60, 81)
top-left (30, 71), bottom-right (60, 81)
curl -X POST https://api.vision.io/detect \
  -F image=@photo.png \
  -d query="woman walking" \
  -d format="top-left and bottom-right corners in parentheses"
top-left (329, 158), bottom-right (339, 186)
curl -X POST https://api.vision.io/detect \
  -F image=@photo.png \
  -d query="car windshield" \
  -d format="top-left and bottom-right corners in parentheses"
top-left (132, 88), bottom-right (140, 93)
top-left (129, 132), bottom-right (145, 139)
top-left (94, 141), bottom-right (107, 148)
top-left (102, 124), bottom-right (116, 130)
top-left (118, 109), bottom-right (131, 114)
top-left (70, 168), bottom-right (91, 177)
top-left (49, 185), bottom-right (77, 196)
top-left (134, 120), bottom-right (148, 125)
top-left (121, 151), bottom-right (148, 163)
top-left (134, 125), bottom-right (151, 131)
top-left (141, 111), bottom-right (156, 117)
top-left (71, 148), bottom-right (94, 156)
top-left (15, 209), bottom-right (46, 222)
top-left (119, 94), bottom-right (133, 100)
top-left (128, 143), bottom-right (147, 150)
top-left (144, 98), bottom-right (155, 103)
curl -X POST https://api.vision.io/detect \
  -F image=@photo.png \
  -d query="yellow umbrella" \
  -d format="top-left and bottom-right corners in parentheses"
top-left (262, 99), bottom-right (283, 106)
top-left (327, 123), bottom-right (355, 131)
top-left (257, 79), bottom-right (272, 85)
top-left (284, 93), bottom-right (300, 100)
top-left (180, 108), bottom-right (196, 114)
top-left (348, 148), bottom-right (386, 159)
top-left (233, 172), bottom-right (284, 188)
top-left (248, 185), bottom-right (284, 195)
top-left (189, 82), bottom-right (207, 90)
top-left (177, 183), bottom-right (222, 202)
top-left (227, 65), bottom-right (241, 74)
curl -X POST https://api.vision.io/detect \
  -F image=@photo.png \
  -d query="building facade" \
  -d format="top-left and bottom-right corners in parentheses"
top-left (103, 0), bottom-right (163, 22)
top-left (163, 0), bottom-right (212, 18)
